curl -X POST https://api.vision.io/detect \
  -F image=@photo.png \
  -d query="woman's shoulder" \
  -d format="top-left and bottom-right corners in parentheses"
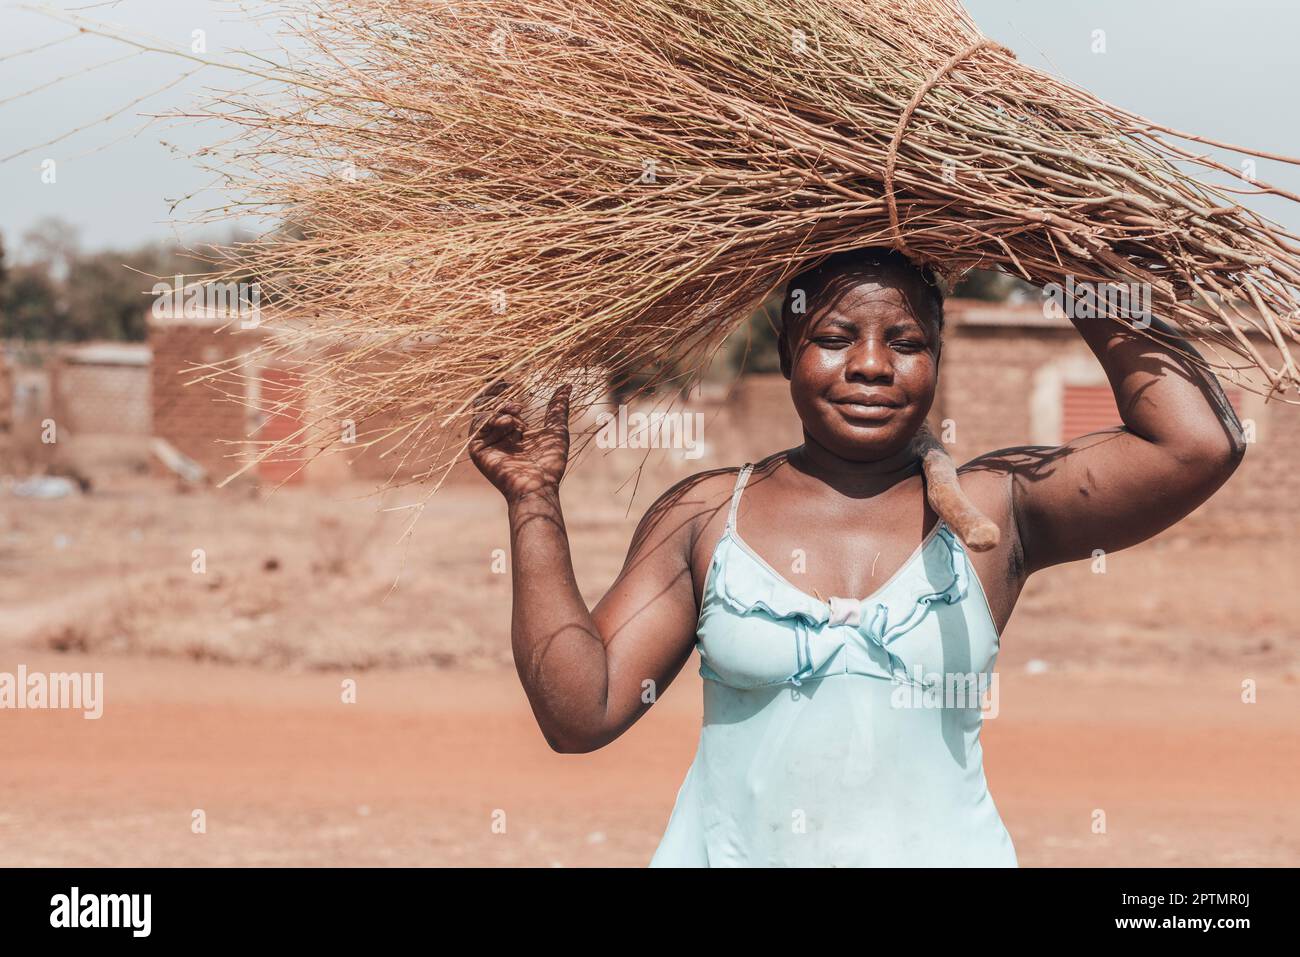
top-left (619, 464), bottom-right (748, 560)
top-left (646, 462), bottom-right (751, 517)
top-left (667, 451), bottom-right (788, 505)
top-left (636, 456), bottom-right (783, 540)
top-left (953, 448), bottom-right (1027, 584)
top-left (954, 445), bottom-right (1043, 526)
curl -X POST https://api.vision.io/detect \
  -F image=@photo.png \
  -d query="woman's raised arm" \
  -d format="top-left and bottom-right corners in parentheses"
top-left (469, 385), bottom-right (704, 753)
top-left (1005, 308), bottom-right (1248, 575)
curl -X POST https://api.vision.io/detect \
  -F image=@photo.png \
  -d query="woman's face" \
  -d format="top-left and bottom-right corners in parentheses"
top-left (779, 270), bottom-right (940, 462)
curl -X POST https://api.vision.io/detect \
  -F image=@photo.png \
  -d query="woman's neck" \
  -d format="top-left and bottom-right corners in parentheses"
top-left (784, 435), bottom-right (922, 498)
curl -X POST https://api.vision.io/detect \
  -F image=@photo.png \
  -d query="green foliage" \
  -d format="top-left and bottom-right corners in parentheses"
top-left (0, 218), bottom-right (213, 342)
top-left (2, 262), bottom-right (66, 340)
top-left (719, 290), bottom-right (783, 378)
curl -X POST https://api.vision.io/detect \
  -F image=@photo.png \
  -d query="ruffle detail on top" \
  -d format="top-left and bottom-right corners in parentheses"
top-left (706, 523), bottom-right (971, 690)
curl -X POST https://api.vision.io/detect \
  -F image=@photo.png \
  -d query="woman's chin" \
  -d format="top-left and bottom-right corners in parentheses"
top-left (795, 406), bottom-right (922, 460)
top-left (813, 429), bottom-right (912, 461)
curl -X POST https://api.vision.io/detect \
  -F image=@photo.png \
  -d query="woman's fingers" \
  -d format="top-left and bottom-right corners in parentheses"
top-left (472, 410), bottom-right (526, 451)
top-left (469, 381), bottom-right (571, 459)
top-left (545, 384), bottom-right (572, 434)
top-left (468, 380), bottom-right (513, 436)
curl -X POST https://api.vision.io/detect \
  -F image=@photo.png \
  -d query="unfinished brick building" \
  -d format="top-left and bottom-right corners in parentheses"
top-left (147, 307), bottom-right (473, 488)
top-left (3, 296), bottom-right (1287, 528)
top-left (149, 306), bottom-right (269, 485)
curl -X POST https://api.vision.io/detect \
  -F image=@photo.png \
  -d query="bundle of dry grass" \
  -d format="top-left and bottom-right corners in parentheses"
top-left (54, 0), bottom-right (1300, 493)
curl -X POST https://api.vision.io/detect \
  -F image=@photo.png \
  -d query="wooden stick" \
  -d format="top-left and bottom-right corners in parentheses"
top-left (913, 425), bottom-right (1000, 552)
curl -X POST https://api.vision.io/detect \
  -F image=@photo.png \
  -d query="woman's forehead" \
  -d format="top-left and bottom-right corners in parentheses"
top-left (796, 280), bottom-right (926, 328)
top-left (818, 281), bottom-right (914, 312)
top-left (794, 261), bottom-right (931, 308)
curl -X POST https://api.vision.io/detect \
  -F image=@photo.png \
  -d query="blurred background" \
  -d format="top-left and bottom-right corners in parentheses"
top-left (1, 1), bottom-right (1298, 866)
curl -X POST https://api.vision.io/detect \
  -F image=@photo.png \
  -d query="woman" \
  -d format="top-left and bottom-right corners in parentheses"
top-left (469, 247), bottom-right (1246, 867)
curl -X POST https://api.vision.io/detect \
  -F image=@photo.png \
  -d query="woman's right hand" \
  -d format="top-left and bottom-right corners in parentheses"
top-left (472, 379), bottom-right (700, 754)
top-left (468, 383), bottom-right (572, 501)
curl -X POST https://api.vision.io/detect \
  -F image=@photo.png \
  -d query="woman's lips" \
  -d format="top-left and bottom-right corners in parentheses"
top-left (833, 399), bottom-right (899, 421)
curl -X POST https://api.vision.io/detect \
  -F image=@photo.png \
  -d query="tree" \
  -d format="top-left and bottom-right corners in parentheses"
top-left (0, 218), bottom-right (214, 342)
top-left (1, 262), bottom-right (68, 340)
top-left (20, 218), bottom-right (80, 281)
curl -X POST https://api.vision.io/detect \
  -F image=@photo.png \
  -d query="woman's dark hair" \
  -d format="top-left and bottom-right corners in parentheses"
top-left (780, 246), bottom-right (945, 344)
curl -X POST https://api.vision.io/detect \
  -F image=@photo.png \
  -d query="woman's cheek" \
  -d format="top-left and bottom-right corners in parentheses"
top-left (796, 348), bottom-right (842, 381)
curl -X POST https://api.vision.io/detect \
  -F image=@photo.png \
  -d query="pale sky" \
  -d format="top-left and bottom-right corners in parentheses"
top-left (1, 0), bottom-right (1297, 251)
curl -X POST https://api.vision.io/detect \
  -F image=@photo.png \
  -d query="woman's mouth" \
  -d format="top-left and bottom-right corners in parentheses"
top-left (832, 395), bottom-right (901, 421)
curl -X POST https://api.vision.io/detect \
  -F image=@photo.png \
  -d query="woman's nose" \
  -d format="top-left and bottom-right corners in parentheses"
top-left (845, 339), bottom-right (892, 381)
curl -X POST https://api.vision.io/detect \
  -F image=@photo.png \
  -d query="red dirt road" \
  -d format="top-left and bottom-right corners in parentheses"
top-left (2, 652), bottom-right (1296, 866)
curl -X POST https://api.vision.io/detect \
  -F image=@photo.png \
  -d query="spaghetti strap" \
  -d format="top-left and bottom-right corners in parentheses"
top-left (725, 464), bottom-right (755, 533)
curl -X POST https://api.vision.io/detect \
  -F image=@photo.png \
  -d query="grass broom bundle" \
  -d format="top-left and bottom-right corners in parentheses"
top-left (43, 0), bottom-right (1300, 509)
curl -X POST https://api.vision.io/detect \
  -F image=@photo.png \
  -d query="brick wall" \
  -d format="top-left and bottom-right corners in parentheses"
top-left (150, 319), bottom-right (262, 483)
top-left (138, 299), bottom-right (1297, 528)
top-left (51, 344), bottom-right (151, 437)
top-left (147, 323), bottom-right (480, 488)
top-left (935, 303), bottom-right (1299, 539)
top-left (41, 343), bottom-right (152, 475)
top-left (0, 341), bottom-right (154, 474)
top-left (330, 404), bottom-right (457, 484)
top-left (307, 347), bottom-right (482, 487)
top-left (1199, 391), bottom-right (1300, 537)
top-left (935, 321), bottom-right (1080, 457)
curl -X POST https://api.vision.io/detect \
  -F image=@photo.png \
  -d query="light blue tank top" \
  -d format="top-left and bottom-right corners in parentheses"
top-left (650, 463), bottom-right (1018, 867)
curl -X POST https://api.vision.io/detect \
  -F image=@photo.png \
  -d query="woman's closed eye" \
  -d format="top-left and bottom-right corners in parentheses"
top-left (891, 338), bottom-right (927, 352)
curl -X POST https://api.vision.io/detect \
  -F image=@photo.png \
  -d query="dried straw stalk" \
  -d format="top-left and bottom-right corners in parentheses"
top-left (44, 0), bottom-right (1300, 494)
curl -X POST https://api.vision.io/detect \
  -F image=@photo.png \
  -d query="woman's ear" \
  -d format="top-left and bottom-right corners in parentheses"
top-left (777, 330), bottom-right (793, 380)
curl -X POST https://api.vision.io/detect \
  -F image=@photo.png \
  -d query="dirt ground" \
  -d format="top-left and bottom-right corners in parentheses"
top-left (1, 653), bottom-right (1296, 867)
top-left (2, 466), bottom-right (1298, 866)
